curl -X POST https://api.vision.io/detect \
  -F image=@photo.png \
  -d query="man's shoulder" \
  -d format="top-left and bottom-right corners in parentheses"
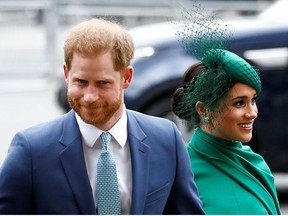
top-left (126, 109), bottom-right (178, 135)
top-left (127, 109), bottom-right (171, 124)
top-left (19, 111), bottom-right (73, 137)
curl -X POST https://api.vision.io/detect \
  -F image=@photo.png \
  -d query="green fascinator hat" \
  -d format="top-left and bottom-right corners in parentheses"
top-left (176, 48), bottom-right (261, 125)
top-left (202, 48), bottom-right (262, 94)
top-left (172, 3), bottom-right (262, 125)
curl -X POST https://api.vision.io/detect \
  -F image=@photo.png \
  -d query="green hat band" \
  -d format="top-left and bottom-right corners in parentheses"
top-left (202, 49), bottom-right (262, 93)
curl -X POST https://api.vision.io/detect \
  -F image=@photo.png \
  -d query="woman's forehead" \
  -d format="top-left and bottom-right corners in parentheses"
top-left (227, 83), bottom-right (257, 99)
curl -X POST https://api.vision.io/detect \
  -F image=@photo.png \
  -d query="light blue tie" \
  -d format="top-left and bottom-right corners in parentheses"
top-left (97, 132), bottom-right (121, 215)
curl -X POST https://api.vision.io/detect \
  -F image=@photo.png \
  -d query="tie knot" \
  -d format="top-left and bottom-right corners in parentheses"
top-left (100, 132), bottom-right (111, 149)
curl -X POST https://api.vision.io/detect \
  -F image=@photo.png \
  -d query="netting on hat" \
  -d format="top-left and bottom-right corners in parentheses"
top-left (171, 2), bottom-right (261, 127)
top-left (172, 2), bottom-right (233, 59)
top-left (174, 54), bottom-right (232, 125)
top-left (202, 49), bottom-right (261, 93)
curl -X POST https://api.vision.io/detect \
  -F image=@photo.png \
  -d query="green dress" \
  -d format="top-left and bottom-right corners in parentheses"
top-left (188, 128), bottom-right (281, 215)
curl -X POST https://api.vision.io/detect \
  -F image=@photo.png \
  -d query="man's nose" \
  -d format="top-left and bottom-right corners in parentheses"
top-left (83, 86), bottom-right (99, 103)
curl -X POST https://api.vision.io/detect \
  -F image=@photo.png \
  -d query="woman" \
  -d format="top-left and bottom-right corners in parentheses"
top-left (172, 48), bottom-right (281, 214)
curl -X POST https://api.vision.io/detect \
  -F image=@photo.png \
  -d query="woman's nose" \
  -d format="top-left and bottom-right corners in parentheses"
top-left (245, 104), bottom-right (258, 119)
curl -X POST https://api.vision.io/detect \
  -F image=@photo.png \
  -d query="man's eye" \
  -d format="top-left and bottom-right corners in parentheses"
top-left (76, 79), bottom-right (87, 84)
top-left (99, 81), bottom-right (110, 85)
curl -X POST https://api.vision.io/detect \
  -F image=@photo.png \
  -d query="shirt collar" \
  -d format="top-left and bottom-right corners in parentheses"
top-left (75, 106), bottom-right (128, 148)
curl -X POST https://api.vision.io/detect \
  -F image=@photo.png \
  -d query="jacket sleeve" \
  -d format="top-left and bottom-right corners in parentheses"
top-left (163, 123), bottom-right (205, 214)
top-left (0, 132), bottom-right (33, 214)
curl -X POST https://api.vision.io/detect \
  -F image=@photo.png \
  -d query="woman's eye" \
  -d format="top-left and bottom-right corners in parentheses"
top-left (252, 96), bottom-right (258, 104)
top-left (234, 100), bottom-right (244, 106)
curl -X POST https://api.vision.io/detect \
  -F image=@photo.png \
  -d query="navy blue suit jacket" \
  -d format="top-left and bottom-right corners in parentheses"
top-left (0, 109), bottom-right (204, 214)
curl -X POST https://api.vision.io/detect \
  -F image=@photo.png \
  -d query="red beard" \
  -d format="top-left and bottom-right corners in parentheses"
top-left (67, 94), bottom-right (122, 126)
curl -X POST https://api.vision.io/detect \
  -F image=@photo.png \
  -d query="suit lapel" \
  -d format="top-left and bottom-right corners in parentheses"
top-left (59, 111), bottom-right (96, 214)
top-left (127, 111), bottom-right (150, 214)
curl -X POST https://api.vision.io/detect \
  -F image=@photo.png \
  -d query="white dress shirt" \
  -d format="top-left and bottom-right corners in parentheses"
top-left (75, 107), bottom-right (132, 214)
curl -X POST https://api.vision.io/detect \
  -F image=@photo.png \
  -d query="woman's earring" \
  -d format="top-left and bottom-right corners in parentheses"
top-left (203, 116), bottom-right (209, 123)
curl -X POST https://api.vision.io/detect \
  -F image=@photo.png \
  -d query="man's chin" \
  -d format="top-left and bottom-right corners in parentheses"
top-left (78, 110), bottom-right (111, 125)
top-left (70, 99), bottom-right (122, 126)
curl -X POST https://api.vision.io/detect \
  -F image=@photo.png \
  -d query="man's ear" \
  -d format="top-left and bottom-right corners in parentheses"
top-left (123, 66), bottom-right (133, 89)
top-left (63, 63), bottom-right (69, 83)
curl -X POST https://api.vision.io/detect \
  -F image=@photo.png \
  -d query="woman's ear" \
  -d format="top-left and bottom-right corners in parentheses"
top-left (195, 101), bottom-right (207, 115)
top-left (196, 101), bottom-right (210, 124)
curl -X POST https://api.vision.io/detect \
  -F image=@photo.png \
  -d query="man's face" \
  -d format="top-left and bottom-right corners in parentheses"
top-left (64, 51), bottom-right (132, 130)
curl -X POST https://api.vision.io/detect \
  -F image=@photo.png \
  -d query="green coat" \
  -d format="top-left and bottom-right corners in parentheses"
top-left (188, 128), bottom-right (281, 215)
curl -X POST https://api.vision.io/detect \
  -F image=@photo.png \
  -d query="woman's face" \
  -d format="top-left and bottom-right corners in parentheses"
top-left (206, 82), bottom-right (258, 142)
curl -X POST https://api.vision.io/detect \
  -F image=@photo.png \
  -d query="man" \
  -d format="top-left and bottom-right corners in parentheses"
top-left (0, 18), bottom-right (204, 214)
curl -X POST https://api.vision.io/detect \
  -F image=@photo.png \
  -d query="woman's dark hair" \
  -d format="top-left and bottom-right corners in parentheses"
top-left (172, 62), bottom-right (207, 120)
top-left (172, 60), bottom-right (236, 126)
